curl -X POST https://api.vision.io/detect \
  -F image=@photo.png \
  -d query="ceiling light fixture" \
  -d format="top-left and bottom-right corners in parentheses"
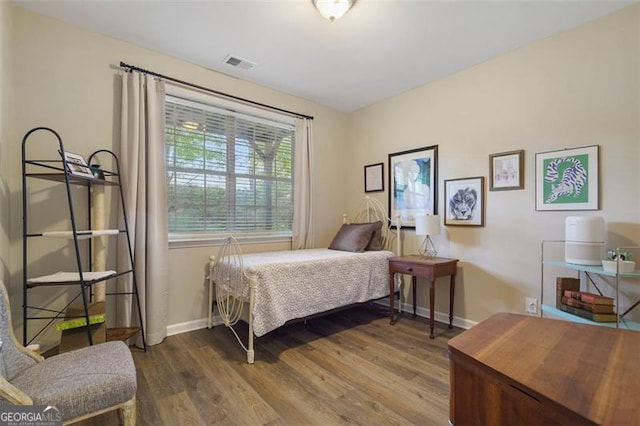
top-left (312, 0), bottom-right (356, 22)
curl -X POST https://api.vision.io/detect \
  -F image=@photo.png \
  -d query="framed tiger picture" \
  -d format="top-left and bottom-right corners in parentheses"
top-left (535, 145), bottom-right (599, 211)
top-left (444, 176), bottom-right (485, 226)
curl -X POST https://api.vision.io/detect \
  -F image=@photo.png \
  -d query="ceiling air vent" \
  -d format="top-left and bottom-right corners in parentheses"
top-left (223, 54), bottom-right (256, 70)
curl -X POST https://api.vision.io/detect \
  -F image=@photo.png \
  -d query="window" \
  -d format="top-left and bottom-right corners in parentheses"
top-left (165, 89), bottom-right (295, 241)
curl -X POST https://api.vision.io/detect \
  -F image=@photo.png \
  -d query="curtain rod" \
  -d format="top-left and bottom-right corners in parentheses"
top-left (119, 61), bottom-right (314, 120)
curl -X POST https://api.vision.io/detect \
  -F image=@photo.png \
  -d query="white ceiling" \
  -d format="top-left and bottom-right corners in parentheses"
top-left (14, 0), bottom-right (633, 112)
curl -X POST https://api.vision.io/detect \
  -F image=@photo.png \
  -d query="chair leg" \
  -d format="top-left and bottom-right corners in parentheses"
top-left (119, 396), bottom-right (136, 426)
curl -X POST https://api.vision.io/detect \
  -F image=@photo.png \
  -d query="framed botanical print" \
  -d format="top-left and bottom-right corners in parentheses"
top-left (535, 145), bottom-right (599, 211)
top-left (489, 150), bottom-right (524, 191)
top-left (388, 145), bottom-right (438, 229)
top-left (444, 177), bottom-right (485, 227)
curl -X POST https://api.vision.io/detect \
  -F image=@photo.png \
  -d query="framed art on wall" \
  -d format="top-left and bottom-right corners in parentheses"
top-left (444, 176), bottom-right (484, 226)
top-left (489, 149), bottom-right (524, 191)
top-left (535, 145), bottom-right (599, 211)
top-left (388, 145), bottom-right (438, 229)
top-left (364, 162), bottom-right (384, 193)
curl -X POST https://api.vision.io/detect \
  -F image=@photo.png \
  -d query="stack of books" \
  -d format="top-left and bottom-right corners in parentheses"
top-left (561, 290), bottom-right (616, 322)
top-left (555, 277), bottom-right (617, 322)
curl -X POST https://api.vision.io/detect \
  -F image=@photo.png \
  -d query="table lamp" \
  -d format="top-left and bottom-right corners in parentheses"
top-left (415, 214), bottom-right (440, 258)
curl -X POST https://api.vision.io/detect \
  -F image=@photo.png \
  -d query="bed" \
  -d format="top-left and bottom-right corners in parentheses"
top-left (207, 196), bottom-right (401, 363)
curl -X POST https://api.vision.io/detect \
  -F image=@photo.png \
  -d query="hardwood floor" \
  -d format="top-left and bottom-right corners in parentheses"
top-left (76, 304), bottom-right (463, 425)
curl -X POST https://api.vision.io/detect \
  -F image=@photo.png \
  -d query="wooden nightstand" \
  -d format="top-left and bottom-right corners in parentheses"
top-left (389, 255), bottom-right (459, 339)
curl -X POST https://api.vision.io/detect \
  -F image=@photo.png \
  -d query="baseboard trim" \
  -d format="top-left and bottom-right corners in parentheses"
top-left (166, 316), bottom-right (221, 336)
top-left (375, 299), bottom-right (477, 330)
top-left (166, 303), bottom-right (476, 337)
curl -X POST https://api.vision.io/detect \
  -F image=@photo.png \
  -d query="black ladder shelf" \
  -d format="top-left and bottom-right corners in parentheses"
top-left (22, 127), bottom-right (146, 352)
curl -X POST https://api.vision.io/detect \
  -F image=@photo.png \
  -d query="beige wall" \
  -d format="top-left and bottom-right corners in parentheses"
top-left (6, 4), bottom-right (640, 340)
top-left (9, 6), bottom-right (349, 339)
top-left (348, 5), bottom-right (640, 325)
top-left (0, 2), bottom-right (12, 287)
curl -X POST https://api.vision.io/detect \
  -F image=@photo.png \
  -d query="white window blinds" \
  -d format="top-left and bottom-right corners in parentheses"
top-left (165, 93), bottom-right (295, 237)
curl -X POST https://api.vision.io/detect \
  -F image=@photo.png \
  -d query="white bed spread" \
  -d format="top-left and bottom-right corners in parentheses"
top-left (217, 248), bottom-right (394, 337)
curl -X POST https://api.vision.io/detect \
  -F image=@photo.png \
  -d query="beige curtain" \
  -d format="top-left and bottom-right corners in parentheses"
top-left (292, 117), bottom-right (315, 249)
top-left (117, 71), bottom-right (169, 346)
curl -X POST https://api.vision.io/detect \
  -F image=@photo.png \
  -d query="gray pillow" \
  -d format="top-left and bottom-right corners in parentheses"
top-left (329, 222), bottom-right (379, 253)
top-left (365, 221), bottom-right (384, 251)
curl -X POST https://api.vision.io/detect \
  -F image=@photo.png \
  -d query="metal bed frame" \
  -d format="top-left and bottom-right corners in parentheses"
top-left (207, 196), bottom-right (402, 364)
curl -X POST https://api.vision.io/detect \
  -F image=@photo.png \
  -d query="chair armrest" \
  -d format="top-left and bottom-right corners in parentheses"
top-left (18, 345), bottom-right (44, 363)
top-left (5, 335), bottom-right (44, 363)
top-left (0, 376), bottom-right (33, 405)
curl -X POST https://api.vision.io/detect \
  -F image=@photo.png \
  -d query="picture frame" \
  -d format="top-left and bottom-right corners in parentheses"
top-left (59, 150), bottom-right (94, 179)
top-left (489, 149), bottom-right (524, 191)
top-left (388, 145), bottom-right (438, 229)
top-left (444, 176), bottom-right (485, 227)
top-left (364, 162), bottom-right (384, 193)
top-left (535, 145), bottom-right (599, 211)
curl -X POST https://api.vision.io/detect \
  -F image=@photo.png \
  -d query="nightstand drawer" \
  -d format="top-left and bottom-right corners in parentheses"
top-left (390, 261), bottom-right (435, 279)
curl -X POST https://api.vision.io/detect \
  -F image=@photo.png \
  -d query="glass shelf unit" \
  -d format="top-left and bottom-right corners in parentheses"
top-left (542, 260), bottom-right (640, 278)
top-left (540, 240), bottom-right (640, 330)
top-left (540, 305), bottom-right (640, 331)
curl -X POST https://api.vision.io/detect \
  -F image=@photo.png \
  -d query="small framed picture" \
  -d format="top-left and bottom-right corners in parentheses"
top-left (445, 177), bottom-right (485, 227)
top-left (60, 151), bottom-right (94, 179)
top-left (364, 162), bottom-right (384, 193)
top-left (535, 145), bottom-right (599, 211)
top-left (489, 150), bottom-right (524, 191)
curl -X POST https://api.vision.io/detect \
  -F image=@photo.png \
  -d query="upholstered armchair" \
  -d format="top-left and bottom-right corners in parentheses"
top-left (0, 281), bottom-right (137, 425)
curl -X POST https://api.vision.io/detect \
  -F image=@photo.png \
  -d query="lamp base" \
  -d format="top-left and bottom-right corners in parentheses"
top-left (418, 235), bottom-right (438, 259)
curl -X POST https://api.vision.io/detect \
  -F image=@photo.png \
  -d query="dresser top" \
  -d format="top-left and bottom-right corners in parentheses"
top-left (449, 313), bottom-right (640, 425)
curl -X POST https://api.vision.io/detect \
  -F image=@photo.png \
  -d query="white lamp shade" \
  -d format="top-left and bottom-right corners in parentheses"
top-left (415, 215), bottom-right (440, 236)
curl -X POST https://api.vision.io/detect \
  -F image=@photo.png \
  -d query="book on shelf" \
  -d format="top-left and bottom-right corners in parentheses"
top-left (56, 313), bottom-right (105, 331)
top-left (556, 277), bottom-right (580, 309)
top-left (563, 290), bottom-right (614, 306)
top-left (57, 301), bottom-right (106, 332)
top-left (558, 303), bottom-right (618, 322)
top-left (59, 322), bottom-right (107, 353)
top-left (561, 296), bottom-right (615, 314)
top-left (58, 301), bottom-right (107, 353)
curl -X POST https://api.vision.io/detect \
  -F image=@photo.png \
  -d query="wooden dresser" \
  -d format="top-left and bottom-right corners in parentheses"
top-left (448, 313), bottom-right (640, 425)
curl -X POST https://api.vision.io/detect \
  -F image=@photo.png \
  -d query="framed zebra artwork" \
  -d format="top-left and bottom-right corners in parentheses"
top-left (535, 145), bottom-right (599, 211)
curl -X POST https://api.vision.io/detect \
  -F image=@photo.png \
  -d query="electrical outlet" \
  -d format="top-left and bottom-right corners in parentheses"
top-left (526, 297), bottom-right (538, 315)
